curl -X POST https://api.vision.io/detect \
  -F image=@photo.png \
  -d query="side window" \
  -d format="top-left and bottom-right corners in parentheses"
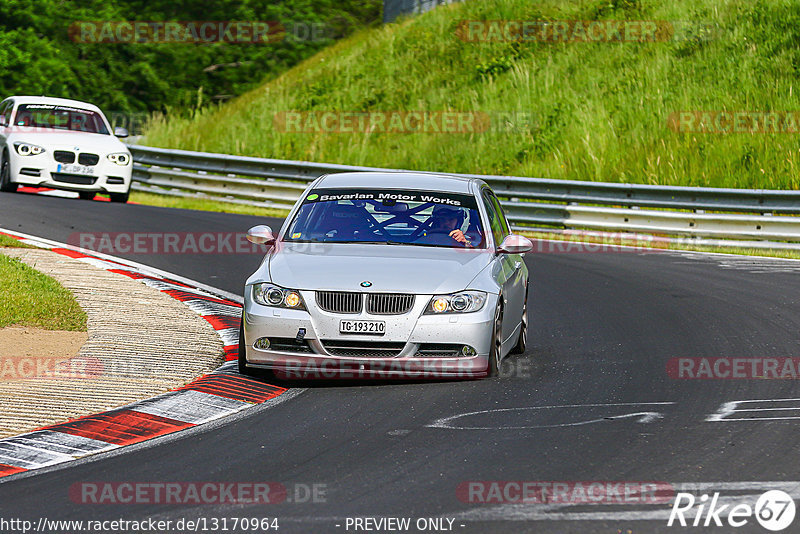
top-left (481, 189), bottom-right (505, 247)
top-left (487, 191), bottom-right (510, 237)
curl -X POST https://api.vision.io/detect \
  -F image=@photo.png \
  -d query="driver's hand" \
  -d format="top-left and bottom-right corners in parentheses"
top-left (449, 229), bottom-right (468, 244)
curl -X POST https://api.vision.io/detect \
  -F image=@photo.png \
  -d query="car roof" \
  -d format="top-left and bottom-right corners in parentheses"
top-left (316, 172), bottom-right (477, 194)
top-left (3, 96), bottom-right (103, 113)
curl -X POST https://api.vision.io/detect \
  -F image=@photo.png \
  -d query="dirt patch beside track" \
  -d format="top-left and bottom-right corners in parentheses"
top-left (0, 326), bottom-right (87, 360)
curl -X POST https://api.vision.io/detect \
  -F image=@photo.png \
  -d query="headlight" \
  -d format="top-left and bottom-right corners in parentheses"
top-left (425, 291), bottom-right (487, 314)
top-left (107, 152), bottom-right (131, 165)
top-left (13, 142), bottom-right (45, 156)
top-left (253, 283), bottom-right (306, 310)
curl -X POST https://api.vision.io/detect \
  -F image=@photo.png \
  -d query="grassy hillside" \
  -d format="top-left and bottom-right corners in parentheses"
top-left (143, 0), bottom-right (800, 189)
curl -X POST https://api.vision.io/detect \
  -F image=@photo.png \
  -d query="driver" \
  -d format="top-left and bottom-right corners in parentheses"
top-left (429, 204), bottom-right (471, 246)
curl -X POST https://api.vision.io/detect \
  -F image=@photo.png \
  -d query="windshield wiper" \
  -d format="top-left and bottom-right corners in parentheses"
top-left (354, 240), bottom-right (417, 246)
top-left (352, 240), bottom-right (454, 248)
top-left (286, 238), bottom-right (324, 243)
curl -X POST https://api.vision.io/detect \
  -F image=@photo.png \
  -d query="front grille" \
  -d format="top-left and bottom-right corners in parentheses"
top-left (78, 153), bottom-right (99, 166)
top-left (54, 150), bottom-right (75, 163)
top-left (366, 293), bottom-right (414, 315)
top-left (321, 339), bottom-right (406, 358)
top-left (51, 173), bottom-right (97, 185)
top-left (416, 343), bottom-right (463, 358)
top-left (267, 337), bottom-right (313, 353)
top-left (316, 291), bottom-right (362, 314)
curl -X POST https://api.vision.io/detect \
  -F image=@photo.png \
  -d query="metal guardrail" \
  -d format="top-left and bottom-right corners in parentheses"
top-left (130, 144), bottom-right (800, 244)
top-left (383, 0), bottom-right (462, 23)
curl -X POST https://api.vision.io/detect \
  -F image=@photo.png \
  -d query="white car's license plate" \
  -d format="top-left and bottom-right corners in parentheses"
top-left (339, 320), bottom-right (385, 335)
top-left (60, 163), bottom-right (94, 175)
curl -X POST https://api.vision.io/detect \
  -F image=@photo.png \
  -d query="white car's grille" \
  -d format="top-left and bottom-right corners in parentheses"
top-left (51, 173), bottom-right (97, 185)
top-left (78, 153), bottom-right (100, 166)
top-left (316, 291), bottom-right (362, 314)
top-left (53, 151), bottom-right (100, 166)
top-left (54, 150), bottom-right (75, 163)
top-left (366, 293), bottom-right (414, 315)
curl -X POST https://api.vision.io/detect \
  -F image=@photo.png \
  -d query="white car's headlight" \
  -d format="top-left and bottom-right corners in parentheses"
top-left (425, 291), bottom-right (487, 314)
top-left (253, 283), bottom-right (306, 310)
top-left (13, 142), bottom-right (45, 156)
top-left (107, 152), bottom-right (131, 166)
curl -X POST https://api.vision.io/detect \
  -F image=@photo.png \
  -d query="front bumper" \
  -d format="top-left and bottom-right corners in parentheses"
top-left (242, 289), bottom-right (499, 379)
top-left (9, 152), bottom-right (132, 194)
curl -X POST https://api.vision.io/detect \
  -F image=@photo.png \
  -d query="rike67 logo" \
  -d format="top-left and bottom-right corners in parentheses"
top-left (668, 490), bottom-right (796, 531)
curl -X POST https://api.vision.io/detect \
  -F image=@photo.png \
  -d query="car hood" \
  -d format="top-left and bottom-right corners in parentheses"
top-left (7, 130), bottom-right (127, 153)
top-left (265, 242), bottom-right (493, 294)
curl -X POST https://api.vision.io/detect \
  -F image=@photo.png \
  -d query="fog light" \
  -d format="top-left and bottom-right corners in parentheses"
top-left (461, 345), bottom-right (476, 357)
top-left (254, 337), bottom-right (271, 350)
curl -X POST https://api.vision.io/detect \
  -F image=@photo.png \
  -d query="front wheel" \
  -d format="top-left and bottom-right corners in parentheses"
top-left (0, 155), bottom-right (17, 193)
top-left (487, 304), bottom-right (503, 377)
top-left (109, 191), bottom-right (129, 203)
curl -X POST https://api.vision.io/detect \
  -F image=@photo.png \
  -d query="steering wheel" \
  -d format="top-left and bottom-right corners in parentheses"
top-left (420, 230), bottom-right (468, 247)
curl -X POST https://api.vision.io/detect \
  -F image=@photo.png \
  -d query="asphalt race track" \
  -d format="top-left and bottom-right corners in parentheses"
top-left (3, 191), bottom-right (800, 533)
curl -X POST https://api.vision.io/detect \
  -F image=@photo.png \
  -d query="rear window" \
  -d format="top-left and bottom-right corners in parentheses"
top-left (13, 104), bottom-right (109, 134)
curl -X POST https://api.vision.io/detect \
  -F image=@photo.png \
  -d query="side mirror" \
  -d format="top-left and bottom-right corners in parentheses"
top-left (113, 126), bottom-right (129, 138)
top-left (0, 116), bottom-right (6, 127)
top-left (247, 225), bottom-right (275, 245)
top-left (497, 234), bottom-right (533, 255)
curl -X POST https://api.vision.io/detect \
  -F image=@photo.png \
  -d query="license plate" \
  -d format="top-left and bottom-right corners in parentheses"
top-left (339, 320), bottom-right (385, 335)
top-left (60, 163), bottom-right (93, 175)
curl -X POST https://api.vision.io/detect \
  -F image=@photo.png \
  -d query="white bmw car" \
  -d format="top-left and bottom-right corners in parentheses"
top-left (0, 96), bottom-right (133, 202)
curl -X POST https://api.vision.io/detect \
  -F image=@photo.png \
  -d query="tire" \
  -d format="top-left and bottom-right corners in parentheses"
top-left (511, 284), bottom-right (529, 355)
top-left (237, 318), bottom-right (255, 376)
top-left (0, 153), bottom-right (17, 193)
top-left (78, 191), bottom-right (96, 200)
top-left (109, 191), bottom-right (129, 203)
top-left (487, 304), bottom-right (503, 377)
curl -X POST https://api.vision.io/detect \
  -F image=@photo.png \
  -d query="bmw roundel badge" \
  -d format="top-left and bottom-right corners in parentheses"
top-left (360, 281), bottom-right (372, 287)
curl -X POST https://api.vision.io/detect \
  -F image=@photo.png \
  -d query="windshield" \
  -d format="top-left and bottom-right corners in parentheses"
top-left (284, 188), bottom-right (486, 248)
top-left (13, 104), bottom-right (110, 134)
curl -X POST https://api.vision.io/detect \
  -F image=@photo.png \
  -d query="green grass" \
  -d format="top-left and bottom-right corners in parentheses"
top-left (0, 235), bottom-right (33, 249)
top-left (129, 191), bottom-right (290, 218)
top-left (0, 255), bottom-right (87, 331)
top-left (143, 0), bottom-right (800, 189)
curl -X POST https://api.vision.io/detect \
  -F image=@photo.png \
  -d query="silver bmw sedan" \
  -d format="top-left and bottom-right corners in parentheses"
top-left (239, 171), bottom-right (532, 380)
